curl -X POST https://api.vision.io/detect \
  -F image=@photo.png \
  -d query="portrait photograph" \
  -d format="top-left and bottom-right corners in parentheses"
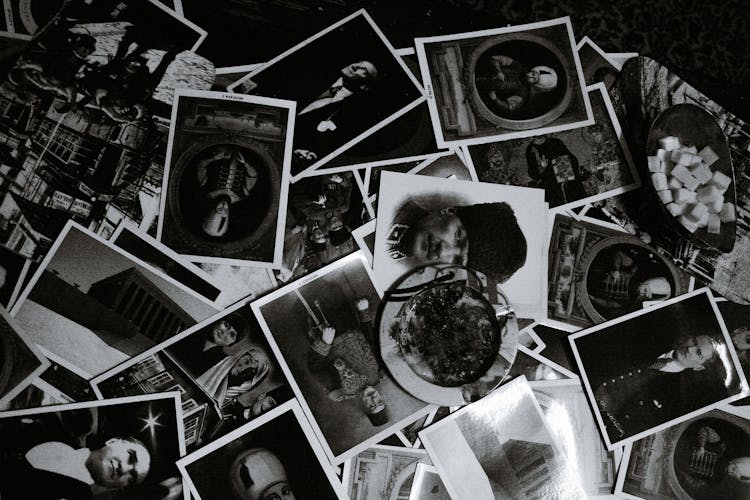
top-left (418, 375), bottom-right (587, 499)
top-left (252, 252), bottom-right (433, 464)
top-left (408, 464), bottom-right (451, 500)
top-left (0, 393), bottom-right (185, 500)
top-left (110, 223), bottom-right (224, 305)
top-left (373, 171), bottom-right (549, 318)
top-left (547, 214), bottom-right (690, 328)
top-left (415, 16), bottom-right (592, 148)
top-left (570, 288), bottom-right (749, 450)
top-left (158, 89), bottom-right (294, 267)
top-left (465, 83), bottom-right (639, 211)
top-left (177, 400), bottom-right (347, 500)
top-left (277, 168), bottom-right (370, 284)
top-left (0, 306), bottom-right (49, 407)
top-left (10, 222), bottom-right (219, 379)
top-left (92, 299), bottom-right (293, 452)
top-left (615, 406), bottom-right (750, 500)
top-left (228, 10), bottom-right (426, 179)
top-left (341, 445), bottom-right (431, 500)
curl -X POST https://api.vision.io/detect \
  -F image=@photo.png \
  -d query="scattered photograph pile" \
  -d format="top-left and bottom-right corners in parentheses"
top-left (1, 1), bottom-right (749, 499)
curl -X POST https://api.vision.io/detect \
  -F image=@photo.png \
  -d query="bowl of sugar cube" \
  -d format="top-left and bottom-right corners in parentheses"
top-left (646, 103), bottom-right (736, 252)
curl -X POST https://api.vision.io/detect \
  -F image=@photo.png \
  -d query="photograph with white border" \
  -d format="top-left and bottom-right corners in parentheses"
top-left (227, 9), bottom-right (426, 180)
top-left (576, 36), bottom-right (621, 89)
top-left (10, 222), bottom-right (219, 379)
top-left (530, 377), bottom-right (620, 498)
top-left (415, 16), bottom-right (593, 148)
top-left (408, 463), bottom-right (451, 500)
top-left (715, 299), bottom-right (750, 407)
top-left (615, 405), bottom-right (750, 500)
top-left (570, 288), bottom-right (749, 450)
top-left (419, 375), bottom-right (587, 499)
top-left (0, 307), bottom-right (49, 408)
top-left (341, 444), bottom-right (431, 500)
top-left (373, 171), bottom-right (548, 318)
top-left (157, 89), bottom-right (294, 268)
top-left (464, 82), bottom-right (640, 212)
top-left (0, 392), bottom-right (186, 500)
top-left (177, 399), bottom-right (347, 500)
top-left (92, 298), bottom-right (295, 452)
top-left (507, 344), bottom-right (577, 381)
top-left (251, 252), bottom-right (433, 464)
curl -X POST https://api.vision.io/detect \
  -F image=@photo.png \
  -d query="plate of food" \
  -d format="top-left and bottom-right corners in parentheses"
top-left (379, 264), bottom-right (518, 406)
top-left (646, 103), bottom-right (737, 252)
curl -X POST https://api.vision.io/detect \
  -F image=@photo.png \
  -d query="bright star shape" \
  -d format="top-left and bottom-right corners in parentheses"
top-left (140, 408), bottom-right (162, 438)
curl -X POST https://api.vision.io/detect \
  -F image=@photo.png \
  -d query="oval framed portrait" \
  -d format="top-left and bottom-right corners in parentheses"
top-left (464, 33), bottom-right (573, 130)
top-left (577, 236), bottom-right (687, 323)
top-left (166, 135), bottom-right (281, 256)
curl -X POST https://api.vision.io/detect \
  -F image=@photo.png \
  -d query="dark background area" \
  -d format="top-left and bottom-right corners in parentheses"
top-left (182, 0), bottom-right (750, 122)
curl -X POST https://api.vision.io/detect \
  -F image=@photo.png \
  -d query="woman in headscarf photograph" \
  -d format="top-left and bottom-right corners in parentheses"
top-left (196, 343), bottom-right (271, 410)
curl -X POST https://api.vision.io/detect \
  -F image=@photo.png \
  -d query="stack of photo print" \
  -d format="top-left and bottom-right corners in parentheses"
top-left (0, 2), bottom-right (749, 499)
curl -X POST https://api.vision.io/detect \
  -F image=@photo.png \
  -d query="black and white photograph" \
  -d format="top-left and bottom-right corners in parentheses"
top-left (0, 306), bottom-right (49, 407)
top-left (228, 10), bottom-right (426, 179)
top-left (415, 16), bottom-right (593, 148)
top-left (615, 406), bottom-right (750, 500)
top-left (373, 171), bottom-right (549, 318)
top-left (506, 345), bottom-right (576, 382)
top-left (548, 214), bottom-right (690, 328)
top-left (408, 464), bottom-right (451, 500)
top-left (252, 252), bottom-right (433, 464)
top-left (530, 378), bottom-right (619, 498)
top-left (110, 223), bottom-right (224, 305)
top-left (0, 244), bottom-right (31, 308)
top-left (419, 375), bottom-right (587, 499)
top-left (158, 89), bottom-right (294, 267)
top-left (576, 37), bottom-right (621, 89)
top-left (570, 288), bottom-right (749, 450)
top-left (92, 299), bottom-right (294, 452)
top-left (341, 445), bottom-right (431, 500)
top-left (717, 300), bottom-right (750, 406)
top-left (277, 168), bottom-right (370, 284)
top-left (465, 83), bottom-right (639, 211)
top-left (177, 400), bottom-right (347, 500)
top-left (10, 222), bottom-right (219, 379)
top-left (0, 392), bottom-right (185, 500)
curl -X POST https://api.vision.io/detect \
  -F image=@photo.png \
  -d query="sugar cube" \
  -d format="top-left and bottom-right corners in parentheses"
top-left (707, 214), bottom-right (721, 234)
top-left (698, 145), bottom-right (719, 167)
top-left (685, 145), bottom-right (698, 154)
top-left (657, 189), bottom-right (673, 203)
top-left (671, 150), bottom-right (693, 165)
top-left (671, 164), bottom-right (692, 183)
top-left (710, 171), bottom-right (732, 192)
top-left (667, 202), bottom-right (685, 216)
top-left (687, 202), bottom-right (709, 222)
top-left (720, 202), bottom-right (736, 223)
top-left (648, 156), bottom-right (664, 173)
top-left (696, 185), bottom-right (721, 204)
top-left (651, 173), bottom-right (668, 191)
top-left (668, 177), bottom-right (683, 190)
top-left (683, 174), bottom-right (700, 192)
top-left (707, 196), bottom-right (724, 214)
top-left (691, 163), bottom-right (713, 184)
top-left (659, 136), bottom-right (681, 151)
top-left (657, 149), bottom-right (670, 161)
top-left (674, 188), bottom-right (697, 204)
top-left (696, 211), bottom-right (710, 228)
top-left (679, 215), bottom-right (699, 233)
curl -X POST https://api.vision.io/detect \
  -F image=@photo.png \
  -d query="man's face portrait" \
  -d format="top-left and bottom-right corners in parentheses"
top-left (340, 61), bottom-right (377, 91)
top-left (87, 438), bottom-right (151, 489)
top-left (361, 386), bottom-right (385, 413)
top-left (212, 320), bottom-right (238, 346)
top-left (408, 209), bottom-right (468, 265)
top-left (674, 335), bottom-right (715, 371)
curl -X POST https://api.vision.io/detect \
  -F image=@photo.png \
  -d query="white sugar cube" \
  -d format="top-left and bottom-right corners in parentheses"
top-left (710, 171), bottom-right (732, 192)
top-left (651, 173), bottom-right (669, 191)
top-left (687, 202), bottom-right (709, 222)
top-left (648, 156), bottom-right (664, 173)
top-left (667, 202), bottom-right (685, 216)
top-left (657, 148), bottom-right (670, 161)
top-left (697, 185), bottom-right (721, 204)
top-left (707, 214), bottom-right (721, 234)
top-left (685, 145), bottom-right (698, 154)
top-left (674, 188), bottom-right (697, 204)
top-left (720, 202), bottom-right (736, 222)
top-left (671, 150), bottom-right (692, 165)
top-left (668, 177), bottom-right (683, 190)
top-left (707, 195), bottom-right (725, 214)
top-left (689, 153), bottom-right (703, 166)
top-left (683, 175), bottom-right (701, 192)
top-left (691, 163), bottom-right (714, 184)
top-left (679, 215), bottom-right (699, 233)
top-left (698, 145), bottom-right (720, 167)
top-left (659, 136), bottom-right (681, 151)
top-left (671, 164), bottom-right (692, 183)
top-left (657, 189), bottom-right (673, 204)
top-left (696, 211), bottom-right (710, 228)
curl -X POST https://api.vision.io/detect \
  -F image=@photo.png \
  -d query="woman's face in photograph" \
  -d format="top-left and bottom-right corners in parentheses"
top-left (212, 320), bottom-right (238, 346)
